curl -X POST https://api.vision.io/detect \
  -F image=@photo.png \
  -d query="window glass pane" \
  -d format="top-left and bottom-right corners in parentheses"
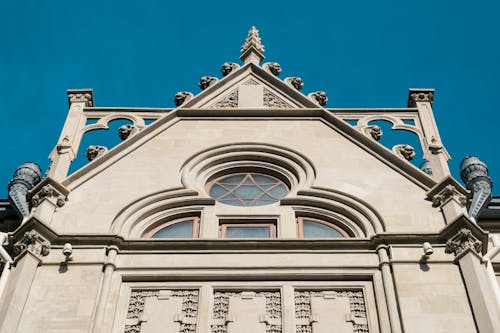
top-left (152, 220), bottom-right (193, 238)
top-left (233, 185), bottom-right (263, 198)
top-left (219, 174), bottom-right (245, 184)
top-left (303, 220), bottom-right (343, 238)
top-left (225, 226), bottom-right (270, 238)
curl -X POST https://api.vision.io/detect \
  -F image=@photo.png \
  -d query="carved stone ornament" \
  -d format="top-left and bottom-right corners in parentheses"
top-left (307, 91), bottom-right (328, 106)
top-left (118, 124), bottom-right (138, 140)
top-left (262, 62), bottom-right (282, 76)
top-left (240, 26), bottom-right (265, 54)
top-left (284, 77), bottom-right (304, 91)
top-left (408, 89), bottom-right (434, 107)
top-left (392, 144), bottom-right (415, 161)
top-left (211, 90), bottom-right (238, 108)
top-left (431, 184), bottom-right (467, 207)
top-left (86, 145), bottom-right (108, 161)
top-left (428, 136), bottom-right (443, 154)
top-left (13, 230), bottom-right (50, 257)
top-left (31, 184), bottom-right (67, 208)
top-left (221, 62), bottom-right (240, 77)
top-left (263, 89), bottom-right (292, 108)
top-left (445, 228), bottom-right (482, 258)
top-left (367, 125), bottom-right (383, 141)
top-left (67, 90), bottom-right (93, 107)
top-left (420, 160), bottom-right (433, 176)
top-left (199, 76), bottom-right (219, 90)
top-left (174, 91), bottom-right (194, 107)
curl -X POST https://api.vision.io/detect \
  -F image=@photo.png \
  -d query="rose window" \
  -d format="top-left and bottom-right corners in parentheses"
top-left (208, 172), bottom-right (288, 206)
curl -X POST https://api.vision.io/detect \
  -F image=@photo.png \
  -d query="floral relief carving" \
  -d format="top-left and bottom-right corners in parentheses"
top-left (431, 184), bottom-right (467, 207)
top-left (31, 184), bottom-right (67, 208)
top-left (13, 230), bottom-right (50, 258)
top-left (212, 90), bottom-right (238, 108)
top-left (263, 89), bottom-right (292, 108)
top-left (86, 145), bottom-right (108, 161)
top-left (392, 144), bottom-right (415, 161)
top-left (445, 228), bottom-right (482, 258)
top-left (294, 290), bottom-right (368, 333)
top-left (212, 291), bottom-right (282, 333)
top-left (124, 289), bottom-right (199, 333)
top-left (243, 78), bottom-right (259, 85)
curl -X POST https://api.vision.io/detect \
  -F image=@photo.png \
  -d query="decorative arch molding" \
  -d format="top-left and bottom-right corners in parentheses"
top-left (356, 114), bottom-right (421, 136)
top-left (180, 143), bottom-right (316, 197)
top-left (110, 187), bottom-right (215, 237)
top-left (281, 187), bottom-right (385, 237)
top-left (81, 113), bottom-right (147, 135)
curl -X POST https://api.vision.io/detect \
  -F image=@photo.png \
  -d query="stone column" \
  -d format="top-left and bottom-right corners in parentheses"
top-left (47, 89), bottom-right (93, 180)
top-left (376, 245), bottom-right (402, 333)
top-left (445, 228), bottom-right (500, 333)
top-left (408, 89), bottom-right (450, 181)
top-left (0, 230), bottom-right (50, 333)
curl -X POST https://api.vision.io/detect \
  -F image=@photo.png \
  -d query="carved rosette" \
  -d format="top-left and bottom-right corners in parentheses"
top-left (67, 90), bottom-right (93, 107)
top-left (13, 230), bottom-right (50, 258)
top-left (174, 91), bottom-right (194, 107)
top-left (86, 145), bottom-right (108, 161)
top-left (31, 184), bottom-right (67, 208)
top-left (221, 62), bottom-right (241, 77)
top-left (263, 89), bottom-right (292, 108)
top-left (408, 89), bottom-right (434, 107)
top-left (392, 144), bottom-right (415, 161)
top-left (125, 289), bottom-right (199, 333)
top-left (307, 91), bottom-right (328, 106)
top-left (294, 290), bottom-right (368, 333)
top-left (431, 184), bottom-right (467, 207)
top-left (445, 228), bottom-right (482, 258)
top-left (118, 124), bottom-right (138, 140)
top-left (284, 77), bottom-right (304, 91)
top-left (262, 62), bottom-right (282, 76)
top-left (367, 125), bottom-right (383, 141)
top-left (199, 76), bottom-right (219, 90)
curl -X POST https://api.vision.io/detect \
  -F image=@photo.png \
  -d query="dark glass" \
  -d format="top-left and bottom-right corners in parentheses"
top-left (152, 220), bottom-right (193, 238)
top-left (303, 220), bottom-right (343, 238)
top-left (225, 226), bottom-right (270, 238)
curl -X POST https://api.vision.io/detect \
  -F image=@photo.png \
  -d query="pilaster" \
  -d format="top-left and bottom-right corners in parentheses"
top-left (408, 89), bottom-right (451, 181)
top-left (47, 89), bottom-right (93, 180)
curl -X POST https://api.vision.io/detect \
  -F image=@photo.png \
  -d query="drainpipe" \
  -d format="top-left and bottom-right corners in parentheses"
top-left (482, 235), bottom-right (500, 314)
top-left (8, 162), bottom-right (42, 222)
top-left (0, 232), bottom-right (13, 301)
top-left (460, 156), bottom-right (492, 220)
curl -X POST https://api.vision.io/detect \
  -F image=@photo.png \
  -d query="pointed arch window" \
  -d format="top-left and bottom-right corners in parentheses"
top-left (207, 172), bottom-right (288, 207)
top-left (297, 217), bottom-right (349, 238)
top-left (144, 217), bottom-right (200, 239)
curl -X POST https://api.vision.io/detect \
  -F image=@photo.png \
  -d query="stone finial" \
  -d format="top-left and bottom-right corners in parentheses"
top-left (199, 76), bottom-right (219, 90)
top-left (460, 156), bottom-right (493, 219)
top-left (86, 145), bottom-right (108, 161)
top-left (8, 162), bottom-right (42, 218)
top-left (67, 89), bottom-right (94, 107)
top-left (420, 160), bottom-right (433, 176)
top-left (408, 88), bottom-right (434, 107)
top-left (392, 144), bottom-right (415, 161)
top-left (285, 77), bottom-right (304, 91)
top-left (445, 228), bottom-right (482, 258)
top-left (262, 62), bottom-right (281, 76)
top-left (241, 26), bottom-right (265, 54)
top-left (307, 91), bottom-right (328, 106)
top-left (368, 125), bottom-right (383, 141)
top-left (221, 62), bottom-right (241, 77)
top-left (118, 124), bottom-right (138, 140)
top-left (174, 91), bottom-right (194, 107)
top-left (13, 230), bottom-right (50, 258)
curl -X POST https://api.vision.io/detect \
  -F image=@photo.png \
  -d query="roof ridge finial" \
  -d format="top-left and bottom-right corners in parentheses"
top-left (240, 26), bottom-right (265, 65)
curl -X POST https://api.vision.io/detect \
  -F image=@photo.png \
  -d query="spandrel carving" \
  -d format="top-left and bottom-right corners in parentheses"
top-left (212, 90), bottom-right (238, 108)
top-left (263, 89), bottom-right (292, 108)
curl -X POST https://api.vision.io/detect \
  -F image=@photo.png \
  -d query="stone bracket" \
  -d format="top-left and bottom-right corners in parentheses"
top-left (12, 230), bottom-right (50, 259)
top-left (30, 177), bottom-right (70, 208)
top-left (427, 176), bottom-right (468, 208)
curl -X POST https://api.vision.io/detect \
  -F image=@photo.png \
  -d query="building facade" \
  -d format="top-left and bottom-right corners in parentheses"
top-left (0, 27), bottom-right (499, 333)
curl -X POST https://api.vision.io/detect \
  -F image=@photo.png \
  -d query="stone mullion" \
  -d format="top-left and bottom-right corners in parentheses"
top-left (281, 284), bottom-right (295, 333)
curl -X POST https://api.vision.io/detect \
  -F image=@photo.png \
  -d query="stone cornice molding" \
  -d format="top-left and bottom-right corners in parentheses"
top-left (407, 88), bottom-right (434, 107)
top-left (426, 176), bottom-right (468, 207)
top-left (67, 88), bottom-right (94, 107)
top-left (30, 177), bottom-right (70, 208)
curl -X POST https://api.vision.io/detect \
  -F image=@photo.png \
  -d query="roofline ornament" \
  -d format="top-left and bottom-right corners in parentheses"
top-left (460, 156), bottom-right (493, 219)
top-left (284, 77), bottom-right (304, 91)
top-left (408, 88), bottom-right (434, 107)
top-left (221, 62), bottom-right (240, 77)
top-left (240, 26), bottom-right (265, 64)
top-left (262, 62), bottom-right (281, 76)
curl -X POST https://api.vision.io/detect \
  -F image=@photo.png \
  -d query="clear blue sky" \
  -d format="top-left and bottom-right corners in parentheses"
top-left (1, 0), bottom-right (499, 197)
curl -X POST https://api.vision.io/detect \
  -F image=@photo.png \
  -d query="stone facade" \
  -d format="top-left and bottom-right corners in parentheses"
top-left (0, 27), bottom-right (499, 333)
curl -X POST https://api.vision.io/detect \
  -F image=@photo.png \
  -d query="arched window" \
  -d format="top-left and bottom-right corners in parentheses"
top-left (144, 217), bottom-right (200, 239)
top-left (207, 172), bottom-right (288, 207)
top-left (297, 217), bottom-right (349, 238)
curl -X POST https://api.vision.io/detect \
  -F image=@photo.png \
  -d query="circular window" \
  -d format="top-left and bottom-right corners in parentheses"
top-left (208, 172), bottom-right (288, 206)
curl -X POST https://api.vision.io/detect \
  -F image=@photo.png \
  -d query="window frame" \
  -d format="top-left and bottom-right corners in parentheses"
top-left (144, 216), bottom-right (200, 239)
top-left (296, 216), bottom-right (350, 238)
top-left (219, 219), bottom-right (277, 238)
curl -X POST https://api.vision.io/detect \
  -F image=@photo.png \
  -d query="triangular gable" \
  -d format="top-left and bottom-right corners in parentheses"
top-left (182, 63), bottom-right (319, 109)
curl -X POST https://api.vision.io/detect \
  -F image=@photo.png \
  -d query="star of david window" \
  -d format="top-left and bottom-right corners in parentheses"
top-left (207, 172), bottom-right (288, 206)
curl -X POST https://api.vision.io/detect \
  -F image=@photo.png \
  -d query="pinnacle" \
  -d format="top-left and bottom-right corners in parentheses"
top-left (240, 26), bottom-right (265, 54)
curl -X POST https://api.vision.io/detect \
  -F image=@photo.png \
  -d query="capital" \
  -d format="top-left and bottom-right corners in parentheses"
top-left (408, 88), bottom-right (434, 107)
top-left (13, 230), bottom-right (51, 258)
top-left (67, 89), bottom-right (94, 107)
